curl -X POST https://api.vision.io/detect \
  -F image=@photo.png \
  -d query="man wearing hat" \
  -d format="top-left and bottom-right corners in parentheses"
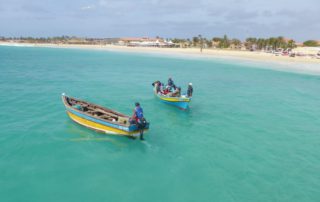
top-left (187, 83), bottom-right (193, 97)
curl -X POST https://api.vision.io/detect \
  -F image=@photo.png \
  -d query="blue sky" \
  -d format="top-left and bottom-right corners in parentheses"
top-left (0, 0), bottom-right (319, 41)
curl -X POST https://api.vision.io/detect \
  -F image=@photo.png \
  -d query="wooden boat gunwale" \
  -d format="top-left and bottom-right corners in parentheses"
top-left (62, 94), bottom-right (130, 127)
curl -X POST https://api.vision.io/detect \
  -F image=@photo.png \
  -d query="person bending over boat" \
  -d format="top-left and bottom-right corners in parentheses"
top-left (187, 83), bottom-right (193, 97)
top-left (132, 102), bottom-right (147, 140)
top-left (152, 81), bottom-right (164, 94)
top-left (170, 87), bottom-right (181, 97)
top-left (163, 86), bottom-right (171, 95)
top-left (152, 81), bottom-right (160, 91)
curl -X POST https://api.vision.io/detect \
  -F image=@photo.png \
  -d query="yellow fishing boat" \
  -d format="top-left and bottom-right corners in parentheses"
top-left (152, 81), bottom-right (191, 110)
top-left (61, 93), bottom-right (149, 137)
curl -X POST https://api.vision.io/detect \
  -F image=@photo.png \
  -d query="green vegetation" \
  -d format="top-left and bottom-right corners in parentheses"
top-left (182, 35), bottom-right (297, 50)
top-left (1, 35), bottom-right (318, 50)
top-left (192, 36), bottom-right (200, 46)
top-left (245, 36), bottom-right (296, 50)
top-left (303, 40), bottom-right (319, 47)
top-left (171, 38), bottom-right (191, 48)
top-left (208, 35), bottom-right (241, 49)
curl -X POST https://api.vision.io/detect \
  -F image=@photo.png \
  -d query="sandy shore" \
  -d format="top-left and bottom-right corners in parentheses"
top-left (1, 42), bottom-right (320, 74)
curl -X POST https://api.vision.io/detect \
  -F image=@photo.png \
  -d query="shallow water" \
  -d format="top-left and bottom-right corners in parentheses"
top-left (0, 46), bottom-right (320, 202)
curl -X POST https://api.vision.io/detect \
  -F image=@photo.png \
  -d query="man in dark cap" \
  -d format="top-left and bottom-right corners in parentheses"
top-left (168, 77), bottom-right (174, 87)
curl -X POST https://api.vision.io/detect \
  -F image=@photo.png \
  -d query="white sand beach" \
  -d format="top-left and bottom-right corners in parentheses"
top-left (1, 42), bottom-right (320, 74)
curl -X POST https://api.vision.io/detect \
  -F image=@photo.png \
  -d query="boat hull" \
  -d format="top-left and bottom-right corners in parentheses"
top-left (158, 96), bottom-right (190, 110)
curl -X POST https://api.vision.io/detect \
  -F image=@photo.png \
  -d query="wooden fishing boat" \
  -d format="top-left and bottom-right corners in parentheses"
top-left (152, 81), bottom-right (191, 110)
top-left (61, 93), bottom-right (149, 137)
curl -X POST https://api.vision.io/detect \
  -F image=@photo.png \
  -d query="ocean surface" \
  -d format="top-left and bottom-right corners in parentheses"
top-left (0, 45), bottom-right (319, 202)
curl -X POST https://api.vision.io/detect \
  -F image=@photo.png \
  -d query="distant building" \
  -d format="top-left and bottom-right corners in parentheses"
top-left (229, 43), bottom-right (244, 50)
top-left (117, 37), bottom-right (175, 47)
top-left (211, 41), bottom-right (220, 48)
top-left (175, 41), bottom-right (190, 48)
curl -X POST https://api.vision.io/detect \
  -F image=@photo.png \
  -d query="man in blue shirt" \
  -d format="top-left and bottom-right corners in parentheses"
top-left (133, 102), bottom-right (146, 140)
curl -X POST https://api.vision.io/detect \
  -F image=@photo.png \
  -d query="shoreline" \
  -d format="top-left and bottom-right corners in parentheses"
top-left (1, 42), bottom-right (320, 75)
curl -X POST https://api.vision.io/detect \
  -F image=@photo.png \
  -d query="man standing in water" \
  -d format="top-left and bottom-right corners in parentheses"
top-left (187, 83), bottom-right (193, 97)
top-left (132, 102), bottom-right (146, 140)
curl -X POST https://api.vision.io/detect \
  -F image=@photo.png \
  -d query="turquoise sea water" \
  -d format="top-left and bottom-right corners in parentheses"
top-left (0, 46), bottom-right (319, 202)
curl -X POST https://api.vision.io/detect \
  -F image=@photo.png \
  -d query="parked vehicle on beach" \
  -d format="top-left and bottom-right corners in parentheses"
top-left (274, 48), bottom-right (283, 56)
top-left (274, 51), bottom-right (282, 56)
top-left (290, 53), bottom-right (296, 57)
top-left (296, 52), bottom-right (306, 57)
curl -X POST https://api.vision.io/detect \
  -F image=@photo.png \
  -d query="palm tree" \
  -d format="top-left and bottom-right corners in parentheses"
top-left (221, 34), bottom-right (230, 48)
top-left (277, 36), bottom-right (285, 49)
top-left (198, 34), bottom-right (203, 52)
top-left (256, 38), bottom-right (264, 50)
top-left (205, 38), bottom-right (213, 48)
top-left (192, 36), bottom-right (199, 47)
top-left (287, 40), bottom-right (296, 49)
top-left (245, 37), bottom-right (257, 50)
top-left (268, 37), bottom-right (276, 50)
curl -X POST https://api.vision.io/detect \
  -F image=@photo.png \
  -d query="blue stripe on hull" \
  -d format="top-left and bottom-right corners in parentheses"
top-left (67, 108), bottom-right (151, 132)
top-left (160, 100), bottom-right (189, 110)
top-left (67, 108), bottom-right (150, 131)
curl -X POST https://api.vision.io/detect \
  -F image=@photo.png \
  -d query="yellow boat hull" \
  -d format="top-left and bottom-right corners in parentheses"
top-left (67, 111), bottom-right (143, 136)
